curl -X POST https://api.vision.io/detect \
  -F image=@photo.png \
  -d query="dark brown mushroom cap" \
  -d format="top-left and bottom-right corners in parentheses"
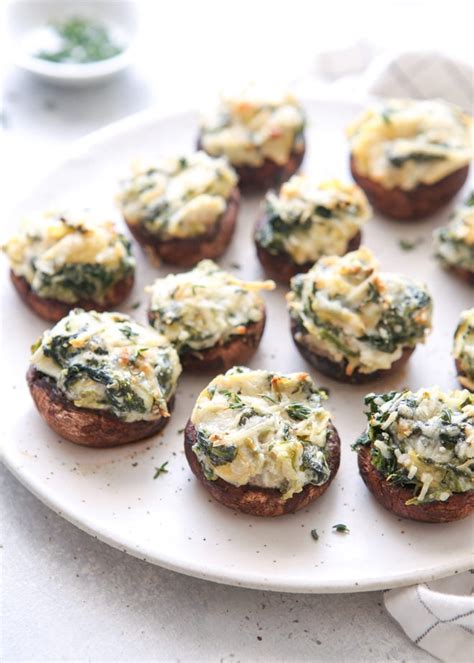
top-left (455, 358), bottom-right (474, 392)
top-left (184, 419), bottom-right (340, 517)
top-left (124, 188), bottom-right (240, 268)
top-left (27, 366), bottom-right (174, 448)
top-left (10, 271), bottom-right (134, 323)
top-left (446, 265), bottom-right (474, 285)
top-left (350, 155), bottom-right (469, 220)
top-left (290, 319), bottom-right (414, 383)
top-left (357, 443), bottom-right (474, 523)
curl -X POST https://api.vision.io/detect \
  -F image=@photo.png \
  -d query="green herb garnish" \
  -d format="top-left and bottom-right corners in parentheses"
top-left (310, 529), bottom-right (319, 541)
top-left (332, 524), bottom-right (350, 534)
top-left (286, 403), bottom-right (312, 421)
top-left (399, 238), bottom-right (423, 251)
top-left (153, 462), bottom-right (169, 479)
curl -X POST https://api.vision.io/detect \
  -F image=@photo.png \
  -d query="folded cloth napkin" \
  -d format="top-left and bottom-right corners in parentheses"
top-left (303, 47), bottom-right (474, 662)
top-left (384, 571), bottom-right (474, 662)
top-left (310, 46), bottom-right (473, 111)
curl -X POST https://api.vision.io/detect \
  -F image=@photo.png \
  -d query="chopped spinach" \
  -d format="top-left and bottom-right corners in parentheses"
top-left (301, 445), bottom-right (330, 484)
top-left (389, 152), bottom-right (446, 168)
top-left (194, 429), bottom-right (237, 466)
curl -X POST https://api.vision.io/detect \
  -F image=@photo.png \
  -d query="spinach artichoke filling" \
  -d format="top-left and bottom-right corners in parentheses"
top-left (2, 210), bottom-right (135, 304)
top-left (190, 367), bottom-right (332, 499)
top-left (287, 247), bottom-right (432, 375)
top-left (30, 309), bottom-right (181, 422)
top-left (147, 260), bottom-right (274, 353)
top-left (118, 151), bottom-right (237, 239)
top-left (355, 388), bottom-right (474, 504)
top-left (347, 99), bottom-right (473, 190)
top-left (435, 192), bottom-right (474, 273)
top-left (255, 177), bottom-right (370, 265)
top-left (454, 309), bottom-right (474, 391)
top-left (200, 86), bottom-right (305, 167)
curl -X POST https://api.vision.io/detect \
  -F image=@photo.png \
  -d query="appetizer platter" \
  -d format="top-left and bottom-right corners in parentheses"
top-left (1, 95), bottom-right (473, 593)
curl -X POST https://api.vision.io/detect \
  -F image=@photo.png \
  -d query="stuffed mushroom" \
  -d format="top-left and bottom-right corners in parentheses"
top-left (147, 260), bottom-right (274, 371)
top-left (118, 152), bottom-right (239, 267)
top-left (2, 209), bottom-right (135, 321)
top-left (198, 85), bottom-right (305, 190)
top-left (184, 367), bottom-right (340, 516)
top-left (27, 309), bottom-right (181, 447)
top-left (354, 387), bottom-right (474, 522)
top-left (347, 99), bottom-right (472, 220)
top-left (287, 247), bottom-right (432, 382)
top-left (453, 309), bottom-right (474, 391)
top-left (254, 176), bottom-right (371, 283)
top-left (434, 192), bottom-right (474, 284)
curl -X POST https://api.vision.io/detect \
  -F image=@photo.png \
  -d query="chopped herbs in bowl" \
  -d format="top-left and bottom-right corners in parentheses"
top-left (34, 16), bottom-right (123, 64)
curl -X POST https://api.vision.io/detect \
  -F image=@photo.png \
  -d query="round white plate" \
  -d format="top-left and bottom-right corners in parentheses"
top-left (1, 99), bottom-right (472, 593)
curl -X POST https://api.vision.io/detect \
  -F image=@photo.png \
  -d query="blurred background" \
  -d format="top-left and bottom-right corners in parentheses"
top-left (1, 0), bottom-right (472, 217)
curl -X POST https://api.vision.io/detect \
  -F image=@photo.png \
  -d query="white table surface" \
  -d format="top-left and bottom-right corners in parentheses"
top-left (0, 5), bottom-right (445, 658)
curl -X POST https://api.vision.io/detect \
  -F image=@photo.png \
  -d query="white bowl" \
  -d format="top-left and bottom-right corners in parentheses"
top-left (6, 0), bottom-right (139, 87)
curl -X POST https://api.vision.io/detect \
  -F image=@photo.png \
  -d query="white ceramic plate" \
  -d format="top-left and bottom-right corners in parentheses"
top-left (1, 99), bottom-right (473, 593)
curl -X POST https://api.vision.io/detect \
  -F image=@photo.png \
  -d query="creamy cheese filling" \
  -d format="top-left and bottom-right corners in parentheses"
top-left (2, 209), bottom-right (135, 304)
top-left (30, 309), bottom-right (181, 423)
top-left (256, 177), bottom-right (371, 265)
top-left (356, 387), bottom-right (474, 504)
top-left (347, 99), bottom-right (473, 190)
top-left (454, 309), bottom-right (474, 391)
top-left (118, 151), bottom-right (237, 239)
top-left (200, 85), bottom-right (305, 167)
top-left (190, 367), bottom-right (332, 499)
top-left (147, 260), bottom-right (274, 353)
top-left (435, 193), bottom-right (474, 273)
top-left (287, 247), bottom-right (432, 375)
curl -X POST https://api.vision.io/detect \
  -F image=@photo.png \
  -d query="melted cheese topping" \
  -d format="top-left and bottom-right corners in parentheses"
top-left (118, 151), bottom-right (237, 239)
top-left (256, 177), bottom-right (371, 265)
top-left (347, 99), bottom-right (473, 190)
top-left (359, 388), bottom-right (474, 503)
top-left (31, 309), bottom-right (181, 422)
top-left (287, 247), bottom-right (432, 375)
top-left (191, 368), bottom-right (332, 499)
top-left (435, 193), bottom-right (474, 273)
top-left (147, 260), bottom-right (274, 352)
top-left (2, 209), bottom-right (135, 303)
top-left (200, 85), bottom-right (305, 167)
top-left (454, 309), bottom-right (474, 391)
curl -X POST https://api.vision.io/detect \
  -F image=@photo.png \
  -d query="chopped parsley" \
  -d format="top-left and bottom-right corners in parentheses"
top-left (310, 529), bottom-right (319, 541)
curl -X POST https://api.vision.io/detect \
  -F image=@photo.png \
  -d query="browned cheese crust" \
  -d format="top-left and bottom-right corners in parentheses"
top-left (124, 188), bottom-right (240, 267)
top-left (254, 213), bottom-right (362, 283)
top-left (11, 271), bottom-right (134, 323)
top-left (455, 358), bottom-right (474, 392)
top-left (350, 155), bottom-right (469, 220)
top-left (357, 444), bottom-right (474, 523)
top-left (197, 137), bottom-right (305, 191)
top-left (290, 320), bottom-right (414, 383)
top-left (27, 366), bottom-right (173, 447)
top-left (184, 419), bottom-right (340, 517)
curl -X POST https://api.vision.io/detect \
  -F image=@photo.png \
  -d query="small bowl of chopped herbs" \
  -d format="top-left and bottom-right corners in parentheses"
top-left (7, 0), bottom-right (138, 86)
